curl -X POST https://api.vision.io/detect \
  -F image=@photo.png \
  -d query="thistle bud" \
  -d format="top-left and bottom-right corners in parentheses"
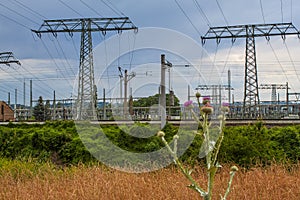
top-left (201, 105), bottom-right (213, 115)
top-left (157, 131), bottom-right (165, 137)
top-left (173, 135), bottom-right (179, 140)
top-left (230, 166), bottom-right (238, 172)
top-left (195, 92), bottom-right (201, 99)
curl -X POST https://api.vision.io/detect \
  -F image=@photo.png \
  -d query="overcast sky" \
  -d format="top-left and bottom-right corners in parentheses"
top-left (0, 0), bottom-right (300, 104)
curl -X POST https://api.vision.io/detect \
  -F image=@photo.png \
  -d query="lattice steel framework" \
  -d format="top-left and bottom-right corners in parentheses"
top-left (201, 23), bottom-right (300, 118)
top-left (196, 84), bottom-right (233, 108)
top-left (259, 83), bottom-right (289, 103)
top-left (244, 28), bottom-right (259, 116)
top-left (0, 52), bottom-right (20, 65)
top-left (32, 18), bottom-right (138, 120)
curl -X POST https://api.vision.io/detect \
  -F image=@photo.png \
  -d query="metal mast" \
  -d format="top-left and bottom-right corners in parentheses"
top-left (201, 23), bottom-right (300, 118)
top-left (32, 17), bottom-right (138, 120)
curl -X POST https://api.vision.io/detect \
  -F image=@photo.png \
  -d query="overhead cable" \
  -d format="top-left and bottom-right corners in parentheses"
top-left (174, 0), bottom-right (202, 35)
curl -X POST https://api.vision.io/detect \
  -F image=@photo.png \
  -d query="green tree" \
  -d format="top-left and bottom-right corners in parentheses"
top-left (45, 100), bottom-right (52, 121)
top-left (56, 101), bottom-right (62, 109)
top-left (132, 93), bottom-right (180, 117)
top-left (33, 96), bottom-right (45, 121)
top-left (133, 93), bottom-right (180, 107)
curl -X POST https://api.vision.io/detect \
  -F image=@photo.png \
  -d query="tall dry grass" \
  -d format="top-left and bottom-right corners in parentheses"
top-left (0, 164), bottom-right (299, 200)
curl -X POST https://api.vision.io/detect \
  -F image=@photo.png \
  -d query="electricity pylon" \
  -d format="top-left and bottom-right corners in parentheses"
top-left (0, 52), bottom-right (20, 119)
top-left (0, 52), bottom-right (21, 66)
top-left (201, 23), bottom-right (300, 118)
top-left (32, 17), bottom-right (138, 120)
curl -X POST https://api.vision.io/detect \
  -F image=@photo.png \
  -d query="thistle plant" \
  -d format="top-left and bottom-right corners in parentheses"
top-left (158, 93), bottom-right (238, 200)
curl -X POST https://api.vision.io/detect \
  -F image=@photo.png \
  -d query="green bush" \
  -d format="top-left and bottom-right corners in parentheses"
top-left (0, 121), bottom-right (299, 168)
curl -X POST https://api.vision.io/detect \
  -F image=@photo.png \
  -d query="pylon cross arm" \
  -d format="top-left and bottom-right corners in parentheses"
top-left (201, 23), bottom-right (300, 43)
top-left (32, 17), bottom-right (138, 36)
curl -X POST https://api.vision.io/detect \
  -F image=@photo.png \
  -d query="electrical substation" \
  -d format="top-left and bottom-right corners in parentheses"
top-left (1, 2), bottom-right (300, 123)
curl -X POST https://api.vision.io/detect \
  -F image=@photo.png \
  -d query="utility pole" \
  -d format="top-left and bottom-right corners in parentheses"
top-left (123, 69), bottom-right (135, 118)
top-left (118, 66), bottom-right (123, 102)
top-left (32, 17), bottom-right (137, 120)
top-left (228, 69), bottom-right (231, 104)
top-left (8, 92), bottom-right (10, 105)
top-left (286, 82), bottom-right (289, 115)
top-left (23, 80), bottom-right (25, 108)
top-left (168, 65), bottom-right (174, 119)
top-left (14, 89), bottom-right (17, 121)
top-left (30, 80), bottom-right (33, 118)
top-left (53, 90), bottom-right (56, 120)
top-left (160, 54), bottom-right (172, 129)
top-left (103, 88), bottom-right (106, 120)
top-left (201, 23), bottom-right (300, 118)
top-left (161, 55), bottom-right (166, 129)
top-left (188, 85), bottom-right (191, 101)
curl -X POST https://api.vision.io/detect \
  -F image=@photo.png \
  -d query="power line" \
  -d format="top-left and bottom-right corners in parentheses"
top-left (0, 7), bottom-right (70, 99)
top-left (20, 65), bottom-right (68, 99)
top-left (193, 0), bottom-right (211, 27)
top-left (11, 0), bottom-right (47, 19)
top-left (96, 32), bottom-right (110, 90)
top-left (51, 41), bottom-right (75, 81)
top-left (40, 38), bottom-right (73, 97)
top-left (259, 0), bottom-right (266, 23)
top-left (174, 0), bottom-right (202, 35)
top-left (268, 42), bottom-right (296, 92)
top-left (80, 0), bottom-right (104, 17)
top-left (106, 0), bottom-right (126, 16)
top-left (0, 67), bottom-right (32, 100)
top-left (291, 0), bottom-right (293, 22)
top-left (0, 1), bottom-right (40, 26)
top-left (280, 0), bottom-right (284, 23)
top-left (215, 0), bottom-right (229, 25)
top-left (128, 33), bottom-right (137, 71)
top-left (0, 1), bottom-right (107, 100)
top-left (283, 42), bottom-right (300, 83)
top-left (18, 63), bottom-right (64, 98)
top-left (0, 12), bottom-right (32, 30)
top-left (220, 43), bottom-right (234, 76)
top-left (53, 38), bottom-right (77, 76)
top-left (58, 0), bottom-right (84, 17)
top-left (100, 0), bottom-right (122, 16)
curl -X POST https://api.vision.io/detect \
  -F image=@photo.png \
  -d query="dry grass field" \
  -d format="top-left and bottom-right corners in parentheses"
top-left (0, 163), bottom-right (299, 200)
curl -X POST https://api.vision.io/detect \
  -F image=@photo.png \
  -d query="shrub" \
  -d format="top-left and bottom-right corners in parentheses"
top-left (0, 121), bottom-right (299, 167)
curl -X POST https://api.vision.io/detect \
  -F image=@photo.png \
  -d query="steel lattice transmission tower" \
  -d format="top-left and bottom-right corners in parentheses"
top-left (201, 23), bottom-right (300, 118)
top-left (32, 17), bottom-right (138, 120)
top-left (0, 52), bottom-right (21, 65)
